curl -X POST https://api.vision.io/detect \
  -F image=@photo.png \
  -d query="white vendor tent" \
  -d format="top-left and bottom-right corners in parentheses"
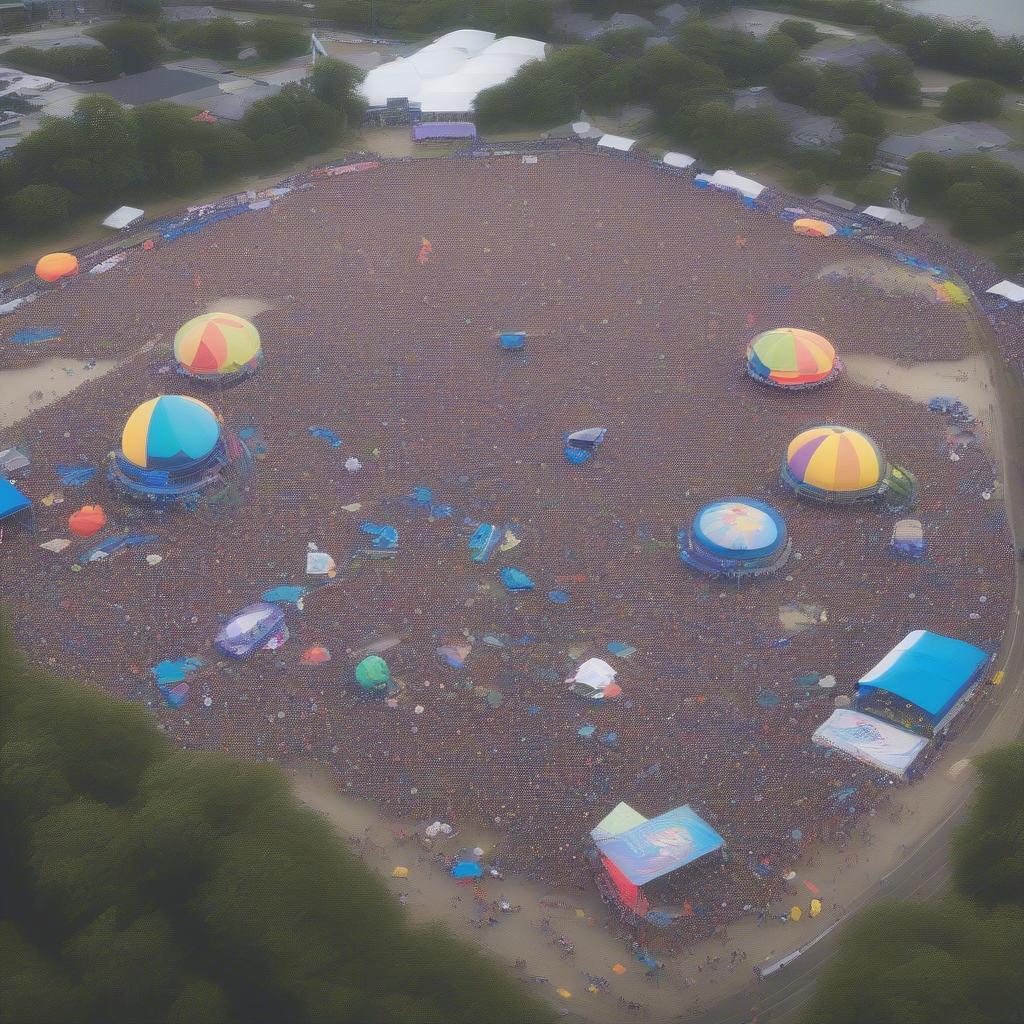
top-left (986, 280), bottom-right (1024, 303)
top-left (707, 169), bottom-right (765, 199)
top-left (597, 133), bottom-right (636, 153)
top-left (812, 708), bottom-right (927, 776)
top-left (862, 206), bottom-right (925, 229)
top-left (662, 151), bottom-right (695, 169)
top-left (102, 206), bottom-right (145, 230)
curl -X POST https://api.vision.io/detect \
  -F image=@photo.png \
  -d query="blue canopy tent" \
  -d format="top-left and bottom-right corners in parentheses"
top-left (855, 629), bottom-right (988, 736)
top-left (0, 478), bottom-right (33, 534)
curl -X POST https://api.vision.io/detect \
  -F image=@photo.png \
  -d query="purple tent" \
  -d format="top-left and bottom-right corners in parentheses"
top-left (413, 121), bottom-right (477, 141)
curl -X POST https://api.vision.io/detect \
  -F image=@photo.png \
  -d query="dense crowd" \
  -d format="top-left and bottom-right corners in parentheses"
top-left (0, 151), bottom-right (1016, 941)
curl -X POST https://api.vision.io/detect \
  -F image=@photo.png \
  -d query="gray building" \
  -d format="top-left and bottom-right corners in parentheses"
top-left (877, 121), bottom-right (1013, 171)
top-left (733, 86), bottom-right (843, 150)
top-left (806, 38), bottom-right (897, 69)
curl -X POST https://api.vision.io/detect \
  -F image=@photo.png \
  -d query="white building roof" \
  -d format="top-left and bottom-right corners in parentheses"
top-left (987, 280), bottom-right (1024, 302)
top-left (358, 31), bottom-right (545, 112)
top-left (862, 206), bottom-right (925, 229)
top-left (102, 205), bottom-right (145, 229)
top-left (482, 35), bottom-right (546, 58)
top-left (430, 29), bottom-right (495, 55)
top-left (662, 151), bottom-right (695, 168)
top-left (597, 133), bottom-right (636, 152)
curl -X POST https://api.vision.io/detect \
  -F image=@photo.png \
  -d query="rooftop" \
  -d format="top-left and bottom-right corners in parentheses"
top-left (733, 87), bottom-right (842, 148)
top-left (879, 121), bottom-right (1013, 161)
top-left (78, 67), bottom-right (221, 105)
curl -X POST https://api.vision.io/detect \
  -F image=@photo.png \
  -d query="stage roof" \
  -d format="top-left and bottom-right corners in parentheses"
top-left (595, 804), bottom-right (724, 886)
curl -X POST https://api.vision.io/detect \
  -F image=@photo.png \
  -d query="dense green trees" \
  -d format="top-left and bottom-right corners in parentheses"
top-left (87, 20), bottom-right (164, 74)
top-left (249, 19), bottom-right (309, 61)
top-left (0, 628), bottom-right (556, 1024)
top-left (866, 52), bottom-right (921, 107)
top-left (775, 18), bottom-right (820, 48)
top-left (762, 0), bottom-right (1024, 85)
top-left (315, 0), bottom-right (552, 38)
top-left (802, 743), bottom-right (1024, 1024)
top-left (954, 745), bottom-right (1024, 907)
top-left (0, 68), bottom-right (361, 242)
top-left (166, 17), bottom-right (243, 58)
top-left (940, 79), bottom-right (1006, 122)
top-left (308, 57), bottom-right (366, 125)
top-left (903, 152), bottom-right (1024, 243)
top-left (0, 44), bottom-right (121, 82)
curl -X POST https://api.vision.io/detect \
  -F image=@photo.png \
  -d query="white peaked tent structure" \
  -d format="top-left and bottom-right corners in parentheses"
top-left (359, 30), bottom-right (546, 114)
top-left (861, 206), bottom-right (925, 229)
top-left (986, 280), bottom-right (1024, 303)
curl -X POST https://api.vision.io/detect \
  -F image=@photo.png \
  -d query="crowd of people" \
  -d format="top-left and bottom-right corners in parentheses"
top-left (0, 150), bottom-right (1018, 943)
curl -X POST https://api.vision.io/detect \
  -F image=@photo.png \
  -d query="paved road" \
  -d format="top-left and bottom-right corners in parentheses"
top-left (680, 304), bottom-right (1024, 1024)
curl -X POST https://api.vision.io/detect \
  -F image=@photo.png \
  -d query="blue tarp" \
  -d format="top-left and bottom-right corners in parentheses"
top-left (500, 567), bottom-right (534, 591)
top-left (360, 522), bottom-right (398, 549)
top-left (162, 203), bottom-right (250, 242)
top-left (856, 629), bottom-right (987, 722)
top-left (79, 534), bottom-right (158, 564)
top-left (451, 860), bottom-right (484, 879)
top-left (9, 327), bottom-right (61, 345)
top-left (0, 478), bottom-right (30, 518)
top-left (151, 658), bottom-right (201, 687)
top-left (55, 462), bottom-right (96, 487)
top-left (261, 585), bottom-right (308, 607)
top-left (595, 804), bottom-right (725, 886)
top-left (309, 427), bottom-right (343, 447)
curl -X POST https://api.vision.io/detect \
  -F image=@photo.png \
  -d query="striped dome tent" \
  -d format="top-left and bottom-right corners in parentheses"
top-left (782, 425), bottom-right (884, 503)
top-left (746, 328), bottom-right (838, 388)
top-left (121, 395), bottom-right (221, 470)
top-left (174, 313), bottom-right (262, 382)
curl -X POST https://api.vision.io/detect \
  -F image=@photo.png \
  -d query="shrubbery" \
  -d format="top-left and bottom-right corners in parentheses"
top-left (0, 44), bottom-right (121, 82)
top-left (940, 79), bottom-right (1005, 122)
top-left (86, 20), bottom-right (164, 74)
top-left (315, 0), bottom-right (552, 38)
top-left (166, 17), bottom-right (243, 58)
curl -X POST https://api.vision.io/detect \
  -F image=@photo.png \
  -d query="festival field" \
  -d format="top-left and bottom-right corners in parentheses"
top-left (0, 152), bottom-right (1011, 934)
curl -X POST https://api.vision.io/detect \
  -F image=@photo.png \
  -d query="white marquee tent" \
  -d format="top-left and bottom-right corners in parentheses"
top-left (986, 280), bottom-right (1024, 303)
top-left (862, 206), bottom-right (925, 229)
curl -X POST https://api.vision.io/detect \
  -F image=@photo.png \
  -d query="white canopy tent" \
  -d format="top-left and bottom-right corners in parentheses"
top-left (662, 151), bottom-right (695, 169)
top-left (812, 708), bottom-right (927, 777)
top-left (862, 206), bottom-right (924, 229)
top-left (597, 133), bottom-right (636, 153)
top-left (707, 169), bottom-right (764, 199)
top-left (102, 206), bottom-right (145, 230)
top-left (986, 280), bottom-right (1024, 303)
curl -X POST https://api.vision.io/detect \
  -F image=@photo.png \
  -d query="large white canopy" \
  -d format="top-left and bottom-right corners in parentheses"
top-left (359, 30), bottom-right (545, 111)
top-left (812, 708), bottom-right (927, 776)
top-left (862, 205), bottom-right (924, 229)
top-left (986, 279), bottom-right (1024, 303)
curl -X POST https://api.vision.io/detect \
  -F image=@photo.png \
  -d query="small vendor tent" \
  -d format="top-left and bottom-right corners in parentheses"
top-left (812, 708), bottom-right (927, 776)
top-left (102, 206), bottom-right (145, 230)
top-left (986, 280), bottom-right (1024, 303)
top-left (0, 478), bottom-right (32, 533)
top-left (861, 206), bottom-right (924, 229)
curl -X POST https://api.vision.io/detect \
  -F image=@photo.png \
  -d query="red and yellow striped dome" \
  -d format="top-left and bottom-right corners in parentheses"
top-left (174, 313), bottom-right (261, 378)
top-left (746, 328), bottom-right (837, 387)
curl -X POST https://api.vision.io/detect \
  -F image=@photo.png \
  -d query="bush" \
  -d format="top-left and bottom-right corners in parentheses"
top-left (308, 56), bottom-right (365, 123)
top-left (776, 19), bottom-right (819, 48)
top-left (249, 18), bottom-right (315, 60)
top-left (0, 44), bottom-right (121, 82)
top-left (88, 21), bottom-right (163, 73)
top-left (941, 79), bottom-right (1005, 122)
top-left (840, 98), bottom-right (885, 139)
top-left (170, 17), bottom-right (242, 58)
top-left (123, 0), bottom-right (161, 19)
top-left (242, 83), bottom-right (345, 164)
top-left (770, 60), bottom-right (820, 103)
top-left (594, 26), bottom-right (652, 58)
top-left (903, 151), bottom-right (948, 203)
top-left (834, 132), bottom-right (878, 178)
top-left (0, 627), bottom-right (557, 1024)
top-left (867, 52), bottom-right (920, 107)
top-left (5, 183), bottom-right (74, 231)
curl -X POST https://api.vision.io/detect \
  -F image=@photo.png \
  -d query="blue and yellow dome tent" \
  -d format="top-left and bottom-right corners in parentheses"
top-left (108, 395), bottom-right (250, 506)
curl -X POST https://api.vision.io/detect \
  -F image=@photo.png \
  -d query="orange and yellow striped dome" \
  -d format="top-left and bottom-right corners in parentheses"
top-left (785, 425), bottom-right (883, 493)
top-left (174, 313), bottom-right (261, 378)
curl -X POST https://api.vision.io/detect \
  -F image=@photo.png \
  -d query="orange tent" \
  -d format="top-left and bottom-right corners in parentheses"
top-left (69, 505), bottom-right (106, 537)
top-left (35, 252), bottom-right (79, 283)
top-left (417, 238), bottom-right (433, 264)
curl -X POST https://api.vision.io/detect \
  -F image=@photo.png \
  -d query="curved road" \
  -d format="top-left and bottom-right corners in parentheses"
top-left (682, 304), bottom-right (1024, 1024)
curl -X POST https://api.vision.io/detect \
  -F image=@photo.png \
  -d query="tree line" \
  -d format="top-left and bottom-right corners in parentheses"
top-left (314, 0), bottom-right (553, 39)
top-left (802, 743), bottom-right (1024, 1024)
top-left (0, 624), bottom-right (556, 1024)
top-left (1, 16), bottom-right (309, 84)
top-left (0, 59), bottom-right (363, 240)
